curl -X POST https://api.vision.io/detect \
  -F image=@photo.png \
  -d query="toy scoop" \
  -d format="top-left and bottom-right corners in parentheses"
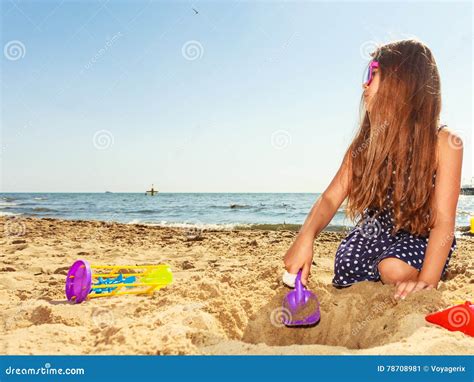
top-left (425, 301), bottom-right (474, 337)
top-left (282, 270), bottom-right (320, 327)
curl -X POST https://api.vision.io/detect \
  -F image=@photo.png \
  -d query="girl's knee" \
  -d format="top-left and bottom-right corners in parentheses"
top-left (378, 258), bottom-right (418, 285)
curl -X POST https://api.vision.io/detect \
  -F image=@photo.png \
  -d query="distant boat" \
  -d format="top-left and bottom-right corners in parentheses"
top-left (145, 184), bottom-right (159, 196)
top-left (105, 191), bottom-right (113, 194)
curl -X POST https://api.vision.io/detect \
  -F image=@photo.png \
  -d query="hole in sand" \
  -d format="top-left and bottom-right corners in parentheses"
top-left (241, 282), bottom-right (446, 350)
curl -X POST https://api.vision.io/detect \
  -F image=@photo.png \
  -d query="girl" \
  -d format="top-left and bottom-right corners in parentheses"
top-left (284, 39), bottom-right (463, 300)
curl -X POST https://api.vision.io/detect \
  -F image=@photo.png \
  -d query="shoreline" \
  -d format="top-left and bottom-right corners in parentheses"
top-left (1, 215), bottom-right (471, 234)
top-left (0, 216), bottom-right (473, 355)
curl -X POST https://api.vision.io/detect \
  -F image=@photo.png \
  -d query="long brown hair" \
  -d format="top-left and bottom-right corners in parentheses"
top-left (346, 39), bottom-right (442, 237)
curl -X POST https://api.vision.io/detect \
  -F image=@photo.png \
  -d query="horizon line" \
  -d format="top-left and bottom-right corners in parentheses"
top-left (0, 191), bottom-right (325, 194)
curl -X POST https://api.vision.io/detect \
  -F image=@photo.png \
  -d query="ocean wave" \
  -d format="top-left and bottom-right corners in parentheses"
top-left (135, 220), bottom-right (242, 231)
top-left (33, 197), bottom-right (48, 200)
top-left (228, 203), bottom-right (297, 210)
top-left (209, 204), bottom-right (237, 209)
top-left (242, 223), bottom-right (355, 232)
top-left (0, 211), bottom-right (19, 216)
top-left (238, 223), bottom-right (301, 231)
top-left (208, 204), bottom-right (262, 212)
top-left (124, 219), bottom-right (353, 232)
top-left (229, 204), bottom-right (251, 209)
top-left (0, 202), bottom-right (18, 207)
top-left (32, 207), bottom-right (56, 212)
top-left (457, 209), bottom-right (473, 216)
top-left (1, 197), bottom-right (17, 202)
top-left (131, 221), bottom-right (355, 232)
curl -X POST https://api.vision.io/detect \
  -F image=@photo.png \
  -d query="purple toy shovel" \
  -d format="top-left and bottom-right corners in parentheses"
top-left (282, 270), bottom-right (320, 327)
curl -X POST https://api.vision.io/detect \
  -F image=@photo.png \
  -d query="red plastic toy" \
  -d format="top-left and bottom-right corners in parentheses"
top-left (425, 301), bottom-right (474, 337)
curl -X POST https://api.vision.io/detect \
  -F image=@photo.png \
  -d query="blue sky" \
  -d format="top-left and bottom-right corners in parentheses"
top-left (1, 0), bottom-right (472, 192)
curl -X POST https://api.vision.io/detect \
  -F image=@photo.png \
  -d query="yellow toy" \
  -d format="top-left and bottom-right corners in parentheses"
top-left (65, 259), bottom-right (172, 303)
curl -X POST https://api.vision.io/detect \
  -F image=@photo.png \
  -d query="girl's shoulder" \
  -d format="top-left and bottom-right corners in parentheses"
top-left (435, 124), bottom-right (463, 172)
top-left (436, 124), bottom-right (463, 148)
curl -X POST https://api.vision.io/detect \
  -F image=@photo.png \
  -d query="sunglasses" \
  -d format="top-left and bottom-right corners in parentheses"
top-left (363, 60), bottom-right (379, 86)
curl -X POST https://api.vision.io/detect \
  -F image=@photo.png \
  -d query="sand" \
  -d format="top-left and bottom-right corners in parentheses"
top-left (0, 216), bottom-right (473, 355)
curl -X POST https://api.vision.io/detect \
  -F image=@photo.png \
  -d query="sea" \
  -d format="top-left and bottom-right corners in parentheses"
top-left (0, 193), bottom-right (473, 231)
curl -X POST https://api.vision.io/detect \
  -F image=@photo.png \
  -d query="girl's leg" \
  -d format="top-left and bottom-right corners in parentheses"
top-left (377, 257), bottom-right (418, 285)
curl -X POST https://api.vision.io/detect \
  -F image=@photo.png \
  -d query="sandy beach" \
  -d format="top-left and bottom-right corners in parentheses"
top-left (0, 216), bottom-right (473, 355)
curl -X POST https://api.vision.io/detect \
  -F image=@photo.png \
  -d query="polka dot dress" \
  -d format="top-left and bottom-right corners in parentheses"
top-left (332, 126), bottom-right (456, 287)
top-left (332, 201), bottom-right (456, 287)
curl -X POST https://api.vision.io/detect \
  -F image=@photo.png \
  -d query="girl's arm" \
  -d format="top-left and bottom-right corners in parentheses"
top-left (298, 151), bottom-right (351, 240)
top-left (418, 129), bottom-right (463, 285)
top-left (283, 150), bottom-right (350, 285)
top-left (396, 129), bottom-right (463, 298)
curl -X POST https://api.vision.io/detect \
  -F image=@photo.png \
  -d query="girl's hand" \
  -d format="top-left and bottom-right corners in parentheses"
top-left (394, 279), bottom-right (436, 300)
top-left (283, 235), bottom-right (314, 286)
